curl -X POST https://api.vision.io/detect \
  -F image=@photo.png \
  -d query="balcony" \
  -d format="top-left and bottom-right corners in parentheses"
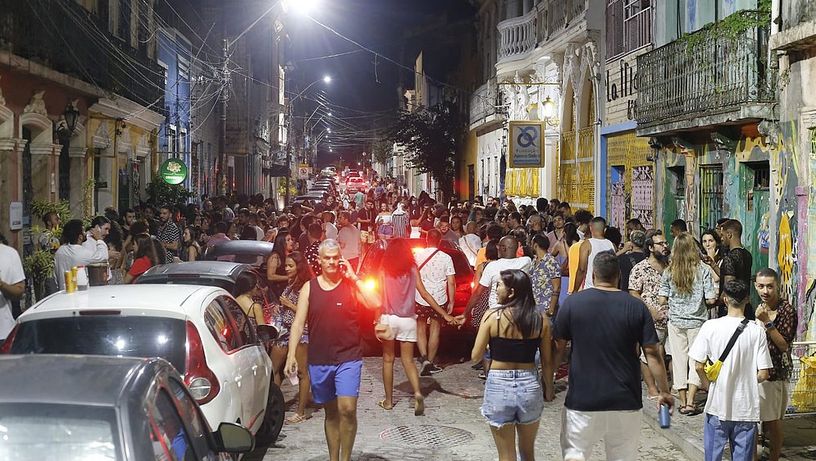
top-left (0, 0), bottom-right (163, 107)
top-left (497, 0), bottom-right (588, 65)
top-left (469, 78), bottom-right (503, 128)
top-left (635, 11), bottom-right (775, 135)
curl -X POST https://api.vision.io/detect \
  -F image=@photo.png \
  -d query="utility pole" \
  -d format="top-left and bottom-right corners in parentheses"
top-left (284, 102), bottom-right (293, 206)
top-left (217, 25), bottom-right (228, 195)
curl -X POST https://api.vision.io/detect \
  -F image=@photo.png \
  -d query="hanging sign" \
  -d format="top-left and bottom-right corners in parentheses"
top-left (508, 121), bottom-right (545, 168)
top-left (159, 158), bottom-right (188, 185)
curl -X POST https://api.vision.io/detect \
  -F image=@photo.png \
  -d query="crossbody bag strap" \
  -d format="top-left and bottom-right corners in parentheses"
top-left (717, 318), bottom-right (751, 362)
top-left (418, 249), bottom-right (441, 272)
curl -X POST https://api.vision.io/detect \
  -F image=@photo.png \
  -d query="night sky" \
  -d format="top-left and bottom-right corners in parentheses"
top-left (287, 0), bottom-right (472, 165)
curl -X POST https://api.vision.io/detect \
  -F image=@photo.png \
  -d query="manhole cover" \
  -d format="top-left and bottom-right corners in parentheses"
top-left (379, 425), bottom-right (474, 449)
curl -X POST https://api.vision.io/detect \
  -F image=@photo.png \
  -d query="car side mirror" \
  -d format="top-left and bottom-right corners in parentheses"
top-left (256, 324), bottom-right (279, 342)
top-left (213, 422), bottom-right (254, 453)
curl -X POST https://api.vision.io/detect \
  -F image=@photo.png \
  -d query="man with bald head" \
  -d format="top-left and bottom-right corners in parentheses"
top-left (463, 235), bottom-right (533, 322)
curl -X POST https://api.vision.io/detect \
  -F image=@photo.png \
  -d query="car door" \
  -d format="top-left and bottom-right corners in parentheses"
top-left (216, 295), bottom-right (268, 432)
top-left (167, 378), bottom-right (221, 461)
top-left (147, 387), bottom-right (199, 461)
top-left (201, 300), bottom-right (246, 425)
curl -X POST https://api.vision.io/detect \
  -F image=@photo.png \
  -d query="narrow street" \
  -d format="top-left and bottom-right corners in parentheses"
top-left (254, 358), bottom-right (691, 461)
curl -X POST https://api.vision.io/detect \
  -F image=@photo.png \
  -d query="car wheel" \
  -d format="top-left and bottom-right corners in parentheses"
top-left (255, 382), bottom-right (285, 445)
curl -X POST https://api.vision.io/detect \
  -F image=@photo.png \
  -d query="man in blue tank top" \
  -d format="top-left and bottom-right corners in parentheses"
top-left (285, 239), bottom-right (381, 461)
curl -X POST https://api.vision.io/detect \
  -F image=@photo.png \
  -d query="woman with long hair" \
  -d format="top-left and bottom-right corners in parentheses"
top-left (449, 215), bottom-right (465, 239)
top-left (270, 251), bottom-right (312, 423)
top-left (700, 228), bottom-right (723, 283)
top-left (471, 269), bottom-right (554, 461)
top-left (233, 270), bottom-right (266, 328)
top-left (554, 222), bottom-right (579, 307)
top-left (266, 230), bottom-right (294, 298)
top-left (124, 235), bottom-right (160, 283)
top-left (181, 226), bottom-right (201, 261)
top-left (658, 232), bottom-right (717, 415)
top-left (377, 238), bottom-right (451, 415)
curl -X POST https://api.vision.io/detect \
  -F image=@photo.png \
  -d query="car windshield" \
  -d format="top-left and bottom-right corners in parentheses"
top-left (0, 404), bottom-right (119, 461)
top-left (10, 317), bottom-right (186, 373)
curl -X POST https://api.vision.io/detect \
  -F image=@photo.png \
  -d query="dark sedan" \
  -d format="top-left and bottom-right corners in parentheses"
top-left (136, 261), bottom-right (262, 296)
top-left (0, 355), bottom-right (253, 460)
top-left (202, 240), bottom-right (274, 269)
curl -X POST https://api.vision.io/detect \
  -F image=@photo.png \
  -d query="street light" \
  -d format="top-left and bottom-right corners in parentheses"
top-left (283, 0), bottom-right (319, 15)
top-left (323, 75), bottom-right (332, 84)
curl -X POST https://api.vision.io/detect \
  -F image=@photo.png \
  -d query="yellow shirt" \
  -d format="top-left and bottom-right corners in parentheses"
top-left (568, 241), bottom-right (583, 294)
top-left (474, 247), bottom-right (487, 268)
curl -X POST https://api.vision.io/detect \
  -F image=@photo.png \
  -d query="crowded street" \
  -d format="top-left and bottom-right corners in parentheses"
top-left (1, 1), bottom-right (816, 461)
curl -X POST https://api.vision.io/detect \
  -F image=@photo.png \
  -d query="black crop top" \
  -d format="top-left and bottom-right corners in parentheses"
top-left (488, 310), bottom-right (540, 363)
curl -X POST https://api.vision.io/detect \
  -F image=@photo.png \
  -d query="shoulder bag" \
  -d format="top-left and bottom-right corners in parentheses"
top-left (704, 318), bottom-right (750, 382)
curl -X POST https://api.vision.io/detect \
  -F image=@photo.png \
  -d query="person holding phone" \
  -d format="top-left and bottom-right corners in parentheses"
top-left (285, 240), bottom-right (381, 461)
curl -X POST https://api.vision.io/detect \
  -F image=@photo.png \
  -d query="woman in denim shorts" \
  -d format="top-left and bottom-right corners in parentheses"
top-left (471, 269), bottom-right (555, 461)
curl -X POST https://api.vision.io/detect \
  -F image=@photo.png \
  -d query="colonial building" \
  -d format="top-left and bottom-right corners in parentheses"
top-left (767, 0), bottom-right (816, 339)
top-left (635, 1), bottom-right (776, 273)
top-left (0, 0), bottom-right (164, 249)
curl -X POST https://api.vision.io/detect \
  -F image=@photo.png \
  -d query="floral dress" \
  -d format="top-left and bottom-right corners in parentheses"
top-left (272, 282), bottom-right (309, 348)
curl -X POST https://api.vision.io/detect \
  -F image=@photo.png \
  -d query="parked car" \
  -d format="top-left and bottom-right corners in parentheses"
top-left (0, 354), bottom-right (254, 460)
top-left (136, 261), bottom-right (262, 297)
top-left (1, 285), bottom-right (283, 444)
top-left (202, 240), bottom-right (275, 269)
top-left (346, 177), bottom-right (366, 193)
top-left (355, 238), bottom-right (475, 353)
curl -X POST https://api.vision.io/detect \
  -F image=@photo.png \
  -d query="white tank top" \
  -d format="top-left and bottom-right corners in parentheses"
top-left (584, 238), bottom-right (615, 289)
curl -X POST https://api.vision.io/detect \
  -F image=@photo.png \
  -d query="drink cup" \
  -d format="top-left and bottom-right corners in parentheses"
top-left (659, 404), bottom-right (671, 429)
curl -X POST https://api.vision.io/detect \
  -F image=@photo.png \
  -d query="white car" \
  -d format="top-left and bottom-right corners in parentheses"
top-left (1, 285), bottom-right (280, 443)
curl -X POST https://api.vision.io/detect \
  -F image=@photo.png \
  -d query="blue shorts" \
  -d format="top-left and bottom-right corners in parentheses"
top-left (481, 369), bottom-right (543, 428)
top-left (308, 360), bottom-right (363, 404)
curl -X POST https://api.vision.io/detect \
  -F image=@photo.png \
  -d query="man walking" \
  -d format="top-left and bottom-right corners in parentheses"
top-left (556, 252), bottom-right (674, 461)
top-left (720, 219), bottom-right (754, 319)
top-left (464, 235), bottom-right (532, 321)
top-left (336, 211), bottom-right (361, 270)
top-left (285, 240), bottom-right (381, 461)
top-left (689, 280), bottom-right (772, 461)
top-left (415, 229), bottom-right (457, 375)
top-left (575, 216), bottom-right (614, 290)
top-left (754, 269), bottom-right (797, 461)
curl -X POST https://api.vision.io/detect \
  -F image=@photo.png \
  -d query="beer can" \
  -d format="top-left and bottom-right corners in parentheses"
top-left (65, 270), bottom-right (75, 293)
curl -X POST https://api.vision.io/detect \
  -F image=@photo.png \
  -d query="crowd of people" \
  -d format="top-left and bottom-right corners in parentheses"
top-left (0, 173), bottom-right (799, 461)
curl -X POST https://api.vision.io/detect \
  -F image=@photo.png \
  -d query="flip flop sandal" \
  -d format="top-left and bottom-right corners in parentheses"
top-left (678, 405), bottom-right (694, 415)
top-left (414, 396), bottom-right (425, 416)
top-left (377, 400), bottom-right (394, 410)
top-left (285, 413), bottom-right (309, 424)
top-left (686, 406), bottom-right (703, 416)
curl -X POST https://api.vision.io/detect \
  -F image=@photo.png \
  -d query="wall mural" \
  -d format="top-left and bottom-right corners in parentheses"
top-left (631, 165), bottom-right (654, 227)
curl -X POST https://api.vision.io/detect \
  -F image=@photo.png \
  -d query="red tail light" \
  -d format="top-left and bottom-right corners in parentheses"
top-left (184, 321), bottom-right (220, 404)
top-left (0, 324), bottom-right (19, 354)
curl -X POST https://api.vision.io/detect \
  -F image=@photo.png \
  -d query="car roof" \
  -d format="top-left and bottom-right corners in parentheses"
top-left (139, 261), bottom-right (251, 279)
top-left (204, 239), bottom-right (274, 256)
top-left (0, 355), bottom-right (169, 406)
top-left (23, 284), bottom-right (219, 319)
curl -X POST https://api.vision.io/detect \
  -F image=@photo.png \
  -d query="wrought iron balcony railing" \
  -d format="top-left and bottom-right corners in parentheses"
top-left (0, 0), bottom-right (164, 107)
top-left (635, 11), bottom-right (774, 131)
top-left (469, 78), bottom-right (503, 127)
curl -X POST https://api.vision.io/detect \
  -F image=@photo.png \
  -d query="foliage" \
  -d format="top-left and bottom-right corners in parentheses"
top-left (146, 177), bottom-right (194, 207)
top-left (31, 199), bottom-right (71, 225)
top-left (22, 248), bottom-right (55, 301)
top-left (277, 179), bottom-right (298, 199)
top-left (387, 100), bottom-right (464, 200)
top-left (678, 6), bottom-right (771, 51)
top-left (372, 138), bottom-right (393, 166)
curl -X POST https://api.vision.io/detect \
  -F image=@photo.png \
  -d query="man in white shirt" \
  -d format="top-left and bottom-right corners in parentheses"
top-left (54, 219), bottom-right (108, 291)
top-left (322, 211), bottom-right (338, 241)
top-left (336, 211), bottom-right (361, 270)
top-left (464, 235), bottom-right (532, 314)
top-left (414, 229), bottom-right (456, 375)
top-left (576, 216), bottom-right (615, 290)
top-left (459, 221), bottom-right (482, 268)
top-left (0, 236), bottom-right (25, 341)
top-left (689, 279), bottom-right (773, 461)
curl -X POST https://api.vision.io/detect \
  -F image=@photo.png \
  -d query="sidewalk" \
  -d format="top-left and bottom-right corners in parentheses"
top-left (640, 388), bottom-right (816, 461)
top-left (252, 358), bottom-right (691, 461)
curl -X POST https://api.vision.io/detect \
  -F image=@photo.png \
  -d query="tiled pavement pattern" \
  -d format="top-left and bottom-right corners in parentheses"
top-left (248, 357), bottom-right (692, 461)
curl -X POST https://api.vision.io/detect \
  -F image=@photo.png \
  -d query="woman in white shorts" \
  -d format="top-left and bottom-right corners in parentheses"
top-left (378, 238), bottom-right (455, 415)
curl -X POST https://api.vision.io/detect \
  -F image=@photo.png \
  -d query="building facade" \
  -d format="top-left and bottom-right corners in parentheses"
top-left (157, 28), bottom-right (193, 191)
top-left (0, 0), bottom-right (164, 250)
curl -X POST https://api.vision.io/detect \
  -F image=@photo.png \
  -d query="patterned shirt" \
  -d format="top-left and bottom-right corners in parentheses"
top-left (272, 282), bottom-right (309, 346)
top-left (156, 221), bottom-right (181, 264)
top-left (305, 241), bottom-right (321, 276)
top-left (531, 254), bottom-right (561, 312)
top-left (658, 262), bottom-right (717, 329)
top-left (629, 258), bottom-right (668, 330)
top-left (758, 300), bottom-right (798, 381)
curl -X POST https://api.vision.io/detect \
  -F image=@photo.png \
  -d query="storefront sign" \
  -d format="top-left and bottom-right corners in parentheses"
top-left (298, 164), bottom-right (311, 180)
top-left (508, 121), bottom-right (544, 168)
top-left (9, 202), bottom-right (22, 230)
top-left (159, 158), bottom-right (188, 185)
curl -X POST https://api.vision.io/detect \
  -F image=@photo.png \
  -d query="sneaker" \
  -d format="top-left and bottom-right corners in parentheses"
top-left (427, 363), bottom-right (443, 374)
top-left (420, 360), bottom-right (432, 376)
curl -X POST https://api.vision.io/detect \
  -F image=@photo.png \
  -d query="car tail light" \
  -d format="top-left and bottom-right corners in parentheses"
top-left (184, 320), bottom-right (220, 404)
top-left (0, 324), bottom-right (19, 354)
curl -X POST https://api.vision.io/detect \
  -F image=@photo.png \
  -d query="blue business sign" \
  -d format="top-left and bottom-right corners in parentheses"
top-left (508, 121), bottom-right (545, 168)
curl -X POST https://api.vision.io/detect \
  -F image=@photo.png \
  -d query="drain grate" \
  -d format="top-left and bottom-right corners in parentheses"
top-left (379, 425), bottom-right (475, 449)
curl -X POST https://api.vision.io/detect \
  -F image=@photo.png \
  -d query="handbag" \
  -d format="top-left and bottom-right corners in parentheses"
top-left (704, 318), bottom-right (750, 382)
top-left (374, 274), bottom-right (395, 341)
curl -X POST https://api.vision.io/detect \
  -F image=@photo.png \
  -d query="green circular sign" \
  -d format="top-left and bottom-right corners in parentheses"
top-left (160, 158), bottom-right (188, 185)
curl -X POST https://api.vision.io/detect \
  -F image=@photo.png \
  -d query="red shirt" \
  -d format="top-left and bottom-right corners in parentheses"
top-left (128, 256), bottom-right (153, 282)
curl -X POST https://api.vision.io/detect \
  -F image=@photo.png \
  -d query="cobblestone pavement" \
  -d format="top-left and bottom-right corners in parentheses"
top-left (248, 357), bottom-right (690, 461)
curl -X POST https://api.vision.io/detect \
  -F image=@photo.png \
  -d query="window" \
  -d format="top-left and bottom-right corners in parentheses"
top-left (117, 0), bottom-right (132, 43)
top-left (203, 301), bottom-right (243, 352)
top-left (149, 390), bottom-right (195, 461)
top-left (218, 296), bottom-right (257, 346)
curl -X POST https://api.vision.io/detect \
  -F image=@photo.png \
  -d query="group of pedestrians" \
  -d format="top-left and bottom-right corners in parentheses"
top-left (1, 175), bottom-right (801, 461)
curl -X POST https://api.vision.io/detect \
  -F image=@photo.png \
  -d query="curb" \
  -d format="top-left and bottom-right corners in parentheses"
top-left (641, 401), bottom-right (705, 461)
